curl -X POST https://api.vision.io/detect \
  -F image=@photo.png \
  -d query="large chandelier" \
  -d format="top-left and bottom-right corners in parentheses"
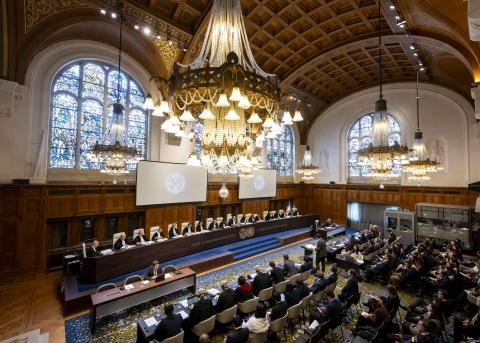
top-left (87, 10), bottom-right (140, 183)
top-left (357, 2), bottom-right (409, 181)
top-left (404, 70), bottom-right (441, 181)
top-left (296, 146), bottom-right (320, 181)
top-left (143, 0), bottom-right (303, 176)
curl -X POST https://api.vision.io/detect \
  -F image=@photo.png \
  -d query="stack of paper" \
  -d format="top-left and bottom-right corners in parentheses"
top-left (145, 317), bottom-right (158, 327)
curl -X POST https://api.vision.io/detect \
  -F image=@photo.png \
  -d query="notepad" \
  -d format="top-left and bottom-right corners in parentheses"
top-left (305, 244), bottom-right (316, 250)
top-left (143, 280), bottom-right (150, 285)
top-left (179, 299), bottom-right (188, 308)
top-left (207, 288), bottom-right (221, 296)
top-left (309, 320), bottom-right (319, 330)
top-left (145, 317), bottom-right (158, 327)
top-left (124, 284), bottom-right (134, 290)
top-left (165, 273), bottom-right (172, 279)
top-left (178, 311), bottom-right (189, 320)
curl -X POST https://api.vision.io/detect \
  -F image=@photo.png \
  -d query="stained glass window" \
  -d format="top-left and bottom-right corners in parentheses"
top-left (266, 124), bottom-right (294, 176)
top-left (347, 113), bottom-right (401, 177)
top-left (49, 61), bottom-right (147, 169)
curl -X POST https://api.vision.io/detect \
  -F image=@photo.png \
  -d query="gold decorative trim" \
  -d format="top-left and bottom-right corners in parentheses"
top-left (24, 0), bottom-right (89, 33)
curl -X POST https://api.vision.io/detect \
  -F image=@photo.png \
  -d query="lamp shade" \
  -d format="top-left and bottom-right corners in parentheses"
top-left (143, 93), bottom-right (155, 109)
top-left (293, 110), bottom-right (303, 121)
top-left (262, 117), bottom-right (275, 128)
top-left (216, 93), bottom-right (230, 107)
top-left (247, 112), bottom-right (262, 124)
top-left (152, 102), bottom-right (164, 117)
top-left (199, 106), bottom-right (215, 120)
top-left (159, 100), bottom-right (171, 113)
top-left (179, 110), bottom-right (195, 122)
top-left (238, 96), bottom-right (251, 109)
top-left (229, 87), bottom-right (242, 102)
top-left (282, 111), bottom-right (293, 125)
top-left (225, 106), bottom-right (240, 121)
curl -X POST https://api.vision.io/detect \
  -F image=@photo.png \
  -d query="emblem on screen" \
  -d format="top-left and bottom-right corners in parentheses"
top-left (239, 227), bottom-right (255, 240)
top-left (253, 175), bottom-right (265, 191)
top-left (165, 173), bottom-right (186, 194)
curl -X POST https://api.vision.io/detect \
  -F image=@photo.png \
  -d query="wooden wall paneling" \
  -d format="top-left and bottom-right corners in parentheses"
top-left (0, 220), bottom-right (17, 273)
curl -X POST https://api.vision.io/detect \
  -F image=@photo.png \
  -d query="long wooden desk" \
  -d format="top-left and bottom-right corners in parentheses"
top-left (81, 214), bottom-right (318, 283)
top-left (89, 267), bottom-right (196, 333)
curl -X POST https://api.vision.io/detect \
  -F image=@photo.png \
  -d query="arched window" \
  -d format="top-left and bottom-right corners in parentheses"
top-left (348, 113), bottom-right (401, 177)
top-left (49, 61), bottom-right (147, 169)
top-left (266, 124), bottom-right (294, 176)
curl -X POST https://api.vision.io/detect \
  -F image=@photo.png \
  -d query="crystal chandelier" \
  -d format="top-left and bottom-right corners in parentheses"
top-left (404, 70), bottom-right (441, 181)
top-left (88, 10), bottom-right (140, 183)
top-left (144, 0), bottom-right (303, 176)
top-left (296, 146), bottom-right (320, 181)
top-left (357, 2), bottom-right (409, 181)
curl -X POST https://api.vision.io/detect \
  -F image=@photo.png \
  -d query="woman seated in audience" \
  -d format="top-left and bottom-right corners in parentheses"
top-left (356, 297), bottom-right (389, 330)
top-left (389, 260), bottom-right (418, 287)
top-left (381, 284), bottom-right (400, 315)
top-left (242, 303), bottom-right (270, 335)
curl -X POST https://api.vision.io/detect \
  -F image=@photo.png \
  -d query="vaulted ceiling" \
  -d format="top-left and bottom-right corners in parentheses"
top-left (121, 0), bottom-right (478, 135)
top-left (6, 0), bottom-right (480, 137)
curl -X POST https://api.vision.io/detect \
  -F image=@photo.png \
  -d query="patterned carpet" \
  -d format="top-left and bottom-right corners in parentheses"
top-left (64, 237), bottom-right (416, 343)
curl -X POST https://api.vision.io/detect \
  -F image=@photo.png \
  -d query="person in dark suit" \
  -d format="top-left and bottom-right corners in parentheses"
top-left (208, 220), bottom-right (218, 230)
top-left (309, 271), bottom-right (329, 293)
top-left (145, 260), bottom-right (164, 279)
top-left (195, 222), bottom-right (204, 232)
top-left (365, 254), bottom-right (393, 282)
top-left (225, 315), bottom-right (249, 343)
top-left (133, 228), bottom-right (148, 244)
top-left (283, 254), bottom-right (298, 277)
top-left (310, 220), bottom-right (321, 237)
top-left (246, 215), bottom-right (254, 223)
top-left (300, 255), bottom-right (313, 272)
top-left (113, 232), bottom-right (127, 250)
top-left (151, 229), bottom-right (165, 241)
top-left (270, 293), bottom-right (288, 322)
top-left (310, 290), bottom-right (343, 324)
top-left (292, 209), bottom-right (298, 216)
top-left (339, 269), bottom-right (359, 302)
top-left (316, 237), bottom-right (327, 272)
top-left (453, 296), bottom-right (480, 342)
top-left (326, 264), bottom-right (339, 284)
top-left (154, 303), bottom-right (183, 342)
top-left (362, 239), bottom-right (378, 255)
top-left (296, 280), bottom-right (310, 299)
top-left (251, 266), bottom-right (272, 296)
top-left (264, 212), bottom-right (271, 221)
top-left (284, 283), bottom-right (300, 308)
top-left (235, 275), bottom-right (254, 303)
top-left (168, 224), bottom-right (178, 239)
top-left (269, 261), bottom-right (285, 284)
top-left (218, 219), bottom-right (226, 229)
top-left (253, 214), bottom-right (260, 222)
top-left (181, 224), bottom-right (191, 236)
top-left (86, 240), bottom-right (101, 257)
top-left (185, 289), bottom-right (214, 329)
top-left (215, 280), bottom-right (236, 313)
top-left (239, 216), bottom-right (246, 224)
top-left (278, 211), bottom-right (285, 219)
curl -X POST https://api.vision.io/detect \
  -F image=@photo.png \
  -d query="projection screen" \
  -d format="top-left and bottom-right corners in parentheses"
top-left (239, 169), bottom-right (277, 199)
top-left (136, 161), bottom-right (207, 206)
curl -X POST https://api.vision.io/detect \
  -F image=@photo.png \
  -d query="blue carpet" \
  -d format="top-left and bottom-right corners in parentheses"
top-left (76, 227), bottom-right (311, 292)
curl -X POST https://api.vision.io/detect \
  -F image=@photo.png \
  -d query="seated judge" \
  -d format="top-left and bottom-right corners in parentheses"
top-left (207, 220), bottom-right (218, 230)
top-left (151, 229), bottom-right (165, 241)
top-left (253, 214), bottom-right (261, 222)
top-left (133, 228), bottom-right (148, 244)
top-left (251, 266), bottom-right (272, 296)
top-left (272, 211), bottom-right (279, 219)
top-left (292, 208), bottom-right (298, 216)
top-left (227, 216), bottom-right (236, 227)
top-left (322, 218), bottom-right (334, 228)
top-left (246, 215), bottom-right (254, 224)
top-left (278, 211), bottom-right (285, 219)
top-left (215, 280), bottom-right (236, 313)
top-left (195, 221), bottom-right (204, 233)
top-left (168, 224), bottom-right (179, 239)
top-left (145, 260), bottom-right (164, 279)
top-left (218, 218), bottom-right (226, 229)
top-left (113, 232), bottom-right (127, 250)
top-left (264, 212), bottom-right (271, 221)
top-left (86, 240), bottom-right (101, 257)
top-left (185, 288), bottom-right (214, 329)
top-left (154, 303), bottom-right (183, 342)
top-left (182, 223), bottom-right (191, 236)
